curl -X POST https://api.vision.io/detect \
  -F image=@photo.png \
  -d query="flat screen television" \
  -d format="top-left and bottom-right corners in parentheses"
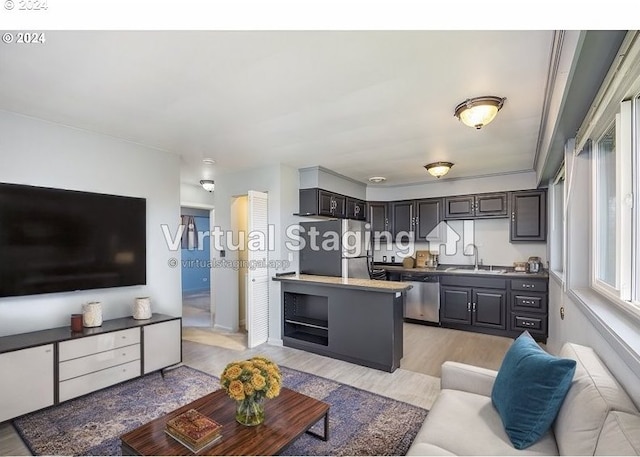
top-left (0, 182), bottom-right (147, 298)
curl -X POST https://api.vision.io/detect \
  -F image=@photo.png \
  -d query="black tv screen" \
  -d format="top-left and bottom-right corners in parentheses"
top-left (0, 183), bottom-right (147, 298)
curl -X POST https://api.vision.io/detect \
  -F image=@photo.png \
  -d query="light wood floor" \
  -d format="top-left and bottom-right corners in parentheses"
top-left (0, 324), bottom-right (512, 456)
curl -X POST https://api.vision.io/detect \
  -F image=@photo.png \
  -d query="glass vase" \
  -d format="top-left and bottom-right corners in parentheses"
top-left (236, 397), bottom-right (265, 426)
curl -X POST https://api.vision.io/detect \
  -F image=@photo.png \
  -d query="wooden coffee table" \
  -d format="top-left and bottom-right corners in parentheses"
top-left (120, 387), bottom-right (329, 455)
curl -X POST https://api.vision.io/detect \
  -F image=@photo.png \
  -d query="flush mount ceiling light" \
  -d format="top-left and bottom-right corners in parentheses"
top-left (202, 158), bottom-right (216, 165)
top-left (424, 162), bottom-right (454, 178)
top-left (454, 96), bottom-right (506, 129)
top-left (368, 176), bottom-right (387, 183)
top-left (200, 179), bottom-right (215, 192)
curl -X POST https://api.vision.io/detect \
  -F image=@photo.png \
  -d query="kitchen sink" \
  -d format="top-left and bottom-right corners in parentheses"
top-left (445, 267), bottom-right (506, 274)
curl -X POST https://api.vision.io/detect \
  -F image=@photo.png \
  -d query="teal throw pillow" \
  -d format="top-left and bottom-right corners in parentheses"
top-left (491, 331), bottom-right (576, 450)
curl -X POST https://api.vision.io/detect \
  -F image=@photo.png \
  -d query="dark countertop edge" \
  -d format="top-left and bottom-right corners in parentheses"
top-left (272, 275), bottom-right (411, 293)
top-left (0, 313), bottom-right (180, 354)
top-left (378, 264), bottom-right (549, 279)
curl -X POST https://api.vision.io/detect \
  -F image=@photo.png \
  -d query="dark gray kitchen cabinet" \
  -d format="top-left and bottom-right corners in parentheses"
top-left (415, 198), bottom-right (443, 241)
top-left (444, 193), bottom-right (508, 219)
top-left (367, 201), bottom-right (390, 240)
top-left (440, 286), bottom-right (472, 325)
top-left (390, 200), bottom-right (414, 242)
top-left (444, 195), bottom-right (475, 219)
top-left (440, 275), bottom-right (508, 336)
top-left (509, 278), bottom-right (548, 341)
top-left (346, 197), bottom-right (366, 221)
top-left (510, 190), bottom-right (546, 242)
top-left (298, 188), bottom-right (346, 218)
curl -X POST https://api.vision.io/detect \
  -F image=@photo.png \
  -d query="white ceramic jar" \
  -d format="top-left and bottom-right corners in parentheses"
top-left (133, 297), bottom-right (152, 320)
top-left (82, 302), bottom-right (103, 327)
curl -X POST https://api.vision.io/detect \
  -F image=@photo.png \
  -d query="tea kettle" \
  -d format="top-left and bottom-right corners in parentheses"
top-left (527, 256), bottom-right (542, 274)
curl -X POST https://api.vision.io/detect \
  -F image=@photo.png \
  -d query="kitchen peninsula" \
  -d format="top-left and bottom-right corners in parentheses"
top-left (272, 274), bottom-right (411, 372)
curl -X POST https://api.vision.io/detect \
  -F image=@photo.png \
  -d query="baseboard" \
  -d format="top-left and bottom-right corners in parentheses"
top-left (213, 324), bottom-right (233, 332)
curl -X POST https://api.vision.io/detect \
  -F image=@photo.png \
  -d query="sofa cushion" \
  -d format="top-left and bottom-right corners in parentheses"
top-left (554, 343), bottom-right (639, 455)
top-left (594, 411), bottom-right (640, 455)
top-left (407, 389), bottom-right (559, 456)
top-left (491, 331), bottom-right (576, 449)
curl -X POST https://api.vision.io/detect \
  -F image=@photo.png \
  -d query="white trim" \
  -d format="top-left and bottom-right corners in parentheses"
top-left (619, 101), bottom-right (633, 301)
top-left (267, 337), bottom-right (283, 346)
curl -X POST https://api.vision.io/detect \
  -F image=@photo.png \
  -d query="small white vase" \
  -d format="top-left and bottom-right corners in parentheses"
top-left (133, 297), bottom-right (152, 320)
top-left (82, 302), bottom-right (103, 327)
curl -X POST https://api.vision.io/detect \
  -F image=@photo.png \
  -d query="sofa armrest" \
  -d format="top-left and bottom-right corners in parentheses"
top-left (441, 361), bottom-right (498, 397)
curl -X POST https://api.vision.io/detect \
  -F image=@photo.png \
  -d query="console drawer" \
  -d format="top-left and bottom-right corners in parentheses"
top-left (59, 328), bottom-right (140, 362)
top-left (59, 344), bottom-right (140, 381)
top-left (59, 359), bottom-right (140, 402)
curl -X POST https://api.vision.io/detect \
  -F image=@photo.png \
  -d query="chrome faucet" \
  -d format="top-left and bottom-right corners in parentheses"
top-left (466, 243), bottom-right (479, 270)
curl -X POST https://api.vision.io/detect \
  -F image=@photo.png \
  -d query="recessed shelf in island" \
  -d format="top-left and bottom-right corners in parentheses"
top-left (283, 292), bottom-right (329, 346)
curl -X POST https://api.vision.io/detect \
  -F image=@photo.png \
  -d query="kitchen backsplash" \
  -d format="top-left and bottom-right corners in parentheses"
top-left (372, 218), bottom-right (548, 268)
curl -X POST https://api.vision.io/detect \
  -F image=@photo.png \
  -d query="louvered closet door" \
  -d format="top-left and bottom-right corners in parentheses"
top-left (247, 190), bottom-right (269, 348)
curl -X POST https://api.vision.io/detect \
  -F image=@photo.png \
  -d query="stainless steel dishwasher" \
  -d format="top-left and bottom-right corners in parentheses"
top-left (401, 273), bottom-right (440, 323)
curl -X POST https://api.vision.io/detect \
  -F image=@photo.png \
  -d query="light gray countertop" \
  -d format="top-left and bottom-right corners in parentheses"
top-left (272, 273), bottom-right (412, 293)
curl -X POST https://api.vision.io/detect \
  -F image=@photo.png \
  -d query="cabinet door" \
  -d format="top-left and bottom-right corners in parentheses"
top-left (475, 193), bottom-right (508, 218)
top-left (440, 286), bottom-right (472, 325)
top-left (367, 202), bottom-right (389, 239)
top-left (472, 288), bottom-right (507, 329)
top-left (0, 344), bottom-right (54, 422)
top-left (510, 190), bottom-right (546, 241)
top-left (415, 198), bottom-right (443, 241)
top-left (390, 200), bottom-right (414, 241)
top-left (346, 198), bottom-right (366, 220)
top-left (318, 190), bottom-right (335, 216)
top-left (143, 319), bottom-right (182, 374)
top-left (444, 195), bottom-right (475, 219)
top-left (331, 194), bottom-right (346, 218)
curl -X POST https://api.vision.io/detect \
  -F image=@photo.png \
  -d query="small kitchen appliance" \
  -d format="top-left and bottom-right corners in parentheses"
top-left (527, 256), bottom-right (542, 273)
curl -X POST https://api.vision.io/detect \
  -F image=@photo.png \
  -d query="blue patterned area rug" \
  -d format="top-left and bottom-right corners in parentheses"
top-left (13, 365), bottom-right (428, 456)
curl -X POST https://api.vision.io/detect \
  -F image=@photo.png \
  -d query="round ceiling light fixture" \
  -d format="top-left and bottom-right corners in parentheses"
top-left (424, 162), bottom-right (454, 178)
top-left (200, 179), bottom-right (215, 192)
top-left (454, 96), bottom-right (506, 129)
top-left (202, 158), bottom-right (216, 165)
top-left (368, 176), bottom-right (387, 183)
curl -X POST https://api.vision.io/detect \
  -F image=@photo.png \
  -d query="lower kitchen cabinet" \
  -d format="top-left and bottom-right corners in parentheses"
top-left (440, 283), bottom-right (506, 331)
top-left (438, 273), bottom-right (552, 340)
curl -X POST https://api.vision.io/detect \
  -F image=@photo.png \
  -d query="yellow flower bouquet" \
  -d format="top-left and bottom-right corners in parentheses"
top-left (220, 356), bottom-right (282, 426)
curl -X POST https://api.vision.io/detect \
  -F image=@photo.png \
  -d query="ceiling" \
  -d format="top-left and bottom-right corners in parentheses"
top-left (0, 31), bottom-right (556, 186)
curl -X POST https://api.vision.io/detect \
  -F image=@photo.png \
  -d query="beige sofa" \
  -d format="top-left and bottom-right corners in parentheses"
top-left (407, 343), bottom-right (640, 455)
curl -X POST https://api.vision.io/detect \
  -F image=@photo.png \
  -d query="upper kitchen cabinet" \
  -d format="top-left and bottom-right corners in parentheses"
top-left (444, 193), bottom-right (508, 219)
top-left (415, 198), bottom-right (443, 241)
top-left (390, 200), bottom-right (414, 242)
top-left (298, 188), bottom-right (346, 218)
top-left (510, 190), bottom-right (546, 242)
top-left (346, 197), bottom-right (366, 221)
top-left (367, 201), bottom-right (389, 239)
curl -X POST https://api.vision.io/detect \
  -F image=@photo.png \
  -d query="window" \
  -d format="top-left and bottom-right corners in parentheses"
top-left (590, 99), bottom-right (635, 310)
top-left (594, 124), bottom-right (617, 289)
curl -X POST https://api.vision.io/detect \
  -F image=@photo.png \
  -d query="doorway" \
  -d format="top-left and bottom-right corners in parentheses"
top-left (180, 207), bottom-right (212, 327)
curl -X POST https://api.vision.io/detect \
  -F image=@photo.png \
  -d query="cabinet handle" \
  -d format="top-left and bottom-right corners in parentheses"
top-left (467, 303), bottom-right (471, 312)
top-left (512, 211), bottom-right (515, 222)
top-left (472, 303), bottom-right (477, 312)
top-left (45, 349), bottom-right (52, 353)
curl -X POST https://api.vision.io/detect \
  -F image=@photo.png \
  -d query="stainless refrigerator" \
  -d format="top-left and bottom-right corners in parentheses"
top-left (299, 219), bottom-right (371, 279)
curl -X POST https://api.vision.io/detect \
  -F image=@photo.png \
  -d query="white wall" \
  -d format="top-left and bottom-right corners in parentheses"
top-left (374, 218), bottom-right (548, 267)
top-left (180, 183), bottom-right (215, 208)
top-left (212, 164), bottom-right (298, 342)
top-left (366, 170), bottom-right (538, 201)
top-left (0, 111), bottom-right (182, 337)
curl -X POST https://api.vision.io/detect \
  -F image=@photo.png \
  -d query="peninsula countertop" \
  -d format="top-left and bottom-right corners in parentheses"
top-left (272, 273), bottom-right (412, 293)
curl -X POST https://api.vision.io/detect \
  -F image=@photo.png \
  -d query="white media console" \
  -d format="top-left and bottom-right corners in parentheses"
top-left (0, 314), bottom-right (181, 423)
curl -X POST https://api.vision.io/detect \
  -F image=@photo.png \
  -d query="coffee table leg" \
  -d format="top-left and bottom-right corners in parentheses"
top-left (305, 410), bottom-right (329, 441)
